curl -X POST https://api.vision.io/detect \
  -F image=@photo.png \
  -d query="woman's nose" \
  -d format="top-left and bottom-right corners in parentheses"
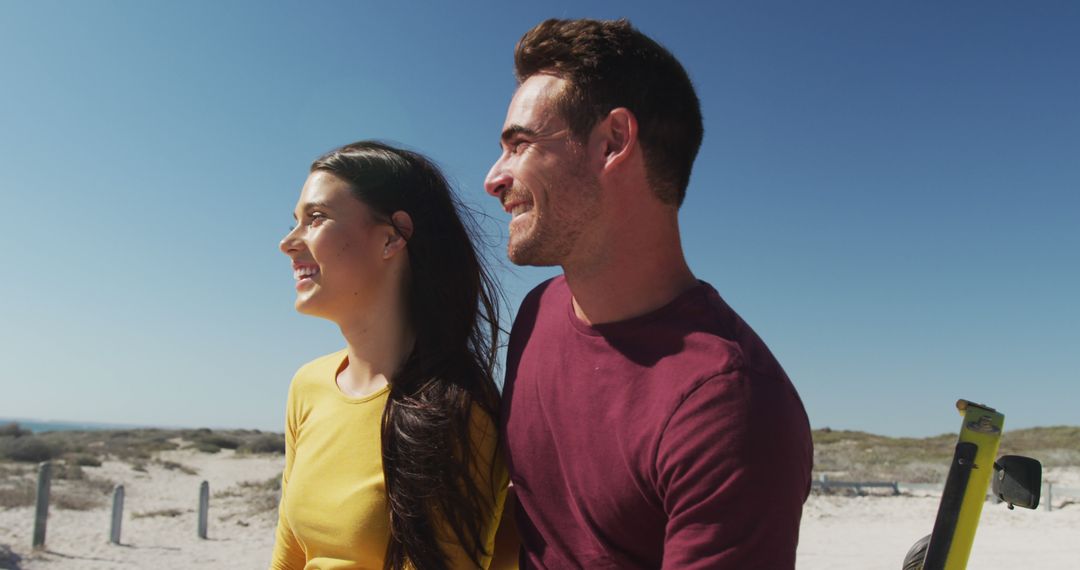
top-left (279, 226), bottom-right (302, 255)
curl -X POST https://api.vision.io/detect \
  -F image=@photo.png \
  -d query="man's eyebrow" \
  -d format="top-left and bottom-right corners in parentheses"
top-left (501, 125), bottom-right (539, 145)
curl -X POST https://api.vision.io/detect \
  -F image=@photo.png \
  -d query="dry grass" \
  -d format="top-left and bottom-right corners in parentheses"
top-left (812, 429), bottom-right (955, 482)
top-left (81, 475), bottom-right (118, 495)
top-left (214, 475), bottom-right (282, 517)
top-left (0, 464), bottom-right (30, 479)
top-left (0, 472), bottom-right (113, 511)
top-left (812, 425), bottom-right (1080, 484)
top-left (157, 460), bottom-right (199, 475)
top-left (51, 472), bottom-right (116, 511)
top-left (133, 508), bottom-right (188, 519)
top-left (998, 426), bottom-right (1080, 467)
top-left (53, 489), bottom-right (105, 511)
top-left (0, 425), bottom-right (284, 486)
top-left (0, 478), bottom-right (35, 509)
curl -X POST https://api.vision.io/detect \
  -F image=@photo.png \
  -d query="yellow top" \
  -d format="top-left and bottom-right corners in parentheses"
top-left (270, 350), bottom-right (509, 569)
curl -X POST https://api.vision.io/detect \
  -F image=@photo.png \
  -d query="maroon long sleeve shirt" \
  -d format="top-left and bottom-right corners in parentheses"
top-left (502, 277), bottom-right (813, 569)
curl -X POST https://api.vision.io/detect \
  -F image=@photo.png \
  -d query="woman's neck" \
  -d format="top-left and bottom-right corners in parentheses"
top-left (335, 295), bottom-right (413, 399)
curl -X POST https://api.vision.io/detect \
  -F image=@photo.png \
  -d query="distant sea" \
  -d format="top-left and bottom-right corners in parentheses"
top-left (0, 417), bottom-right (150, 433)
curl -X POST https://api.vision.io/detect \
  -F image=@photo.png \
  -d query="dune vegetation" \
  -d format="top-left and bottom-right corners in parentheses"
top-left (812, 425), bottom-right (1080, 483)
top-left (0, 423), bottom-right (285, 511)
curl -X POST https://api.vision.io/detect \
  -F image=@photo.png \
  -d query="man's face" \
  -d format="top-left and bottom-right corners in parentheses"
top-left (484, 74), bottom-right (601, 267)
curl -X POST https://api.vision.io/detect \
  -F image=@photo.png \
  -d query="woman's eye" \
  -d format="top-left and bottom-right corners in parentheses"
top-left (308, 213), bottom-right (326, 226)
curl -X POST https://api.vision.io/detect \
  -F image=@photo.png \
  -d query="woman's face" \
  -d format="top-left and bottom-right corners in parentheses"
top-left (279, 170), bottom-right (395, 321)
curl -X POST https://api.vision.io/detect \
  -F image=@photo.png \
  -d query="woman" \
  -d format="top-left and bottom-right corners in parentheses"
top-left (273, 141), bottom-right (508, 569)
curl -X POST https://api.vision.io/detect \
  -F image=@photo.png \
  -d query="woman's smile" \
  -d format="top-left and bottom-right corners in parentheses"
top-left (292, 262), bottom-right (320, 290)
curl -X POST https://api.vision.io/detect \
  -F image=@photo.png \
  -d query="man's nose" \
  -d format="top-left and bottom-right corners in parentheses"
top-left (484, 163), bottom-right (513, 199)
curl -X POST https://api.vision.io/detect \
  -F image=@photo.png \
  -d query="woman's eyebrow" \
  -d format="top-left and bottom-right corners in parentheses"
top-left (292, 200), bottom-right (334, 219)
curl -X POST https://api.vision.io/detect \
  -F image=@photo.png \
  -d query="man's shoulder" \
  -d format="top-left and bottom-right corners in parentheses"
top-left (509, 276), bottom-right (569, 334)
top-left (681, 282), bottom-right (788, 378)
top-left (520, 275), bottom-right (566, 308)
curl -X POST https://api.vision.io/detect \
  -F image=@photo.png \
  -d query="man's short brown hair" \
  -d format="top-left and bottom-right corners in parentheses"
top-left (515, 18), bottom-right (704, 207)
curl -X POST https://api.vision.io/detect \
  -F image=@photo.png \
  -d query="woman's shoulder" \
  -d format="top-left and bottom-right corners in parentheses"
top-left (290, 349), bottom-right (348, 387)
top-left (466, 402), bottom-right (501, 455)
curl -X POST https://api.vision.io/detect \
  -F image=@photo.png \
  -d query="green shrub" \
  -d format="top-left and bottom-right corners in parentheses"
top-left (0, 422), bottom-right (30, 438)
top-left (54, 461), bottom-right (85, 480)
top-left (195, 441), bottom-right (222, 454)
top-left (240, 434), bottom-right (285, 455)
top-left (199, 434), bottom-right (241, 449)
top-left (71, 453), bottom-right (103, 467)
top-left (0, 436), bottom-right (60, 463)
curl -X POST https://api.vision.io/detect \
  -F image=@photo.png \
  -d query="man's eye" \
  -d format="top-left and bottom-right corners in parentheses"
top-left (511, 140), bottom-right (528, 154)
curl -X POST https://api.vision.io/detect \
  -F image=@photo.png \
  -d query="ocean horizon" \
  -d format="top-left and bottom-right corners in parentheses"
top-left (0, 417), bottom-right (156, 434)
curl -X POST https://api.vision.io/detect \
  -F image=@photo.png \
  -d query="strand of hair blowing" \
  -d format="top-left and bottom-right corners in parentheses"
top-left (311, 142), bottom-right (502, 570)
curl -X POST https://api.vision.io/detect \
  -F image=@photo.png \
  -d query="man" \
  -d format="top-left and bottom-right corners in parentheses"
top-left (485, 18), bottom-right (813, 569)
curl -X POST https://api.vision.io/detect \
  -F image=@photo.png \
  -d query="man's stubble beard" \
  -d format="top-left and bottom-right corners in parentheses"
top-left (507, 171), bottom-right (601, 268)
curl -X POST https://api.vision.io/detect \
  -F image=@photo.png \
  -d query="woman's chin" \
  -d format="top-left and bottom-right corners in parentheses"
top-left (293, 294), bottom-right (322, 316)
top-left (295, 295), bottom-right (348, 323)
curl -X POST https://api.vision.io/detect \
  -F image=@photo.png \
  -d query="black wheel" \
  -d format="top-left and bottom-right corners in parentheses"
top-left (902, 534), bottom-right (931, 570)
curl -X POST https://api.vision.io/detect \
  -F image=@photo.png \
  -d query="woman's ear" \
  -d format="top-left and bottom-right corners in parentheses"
top-left (383, 210), bottom-right (414, 258)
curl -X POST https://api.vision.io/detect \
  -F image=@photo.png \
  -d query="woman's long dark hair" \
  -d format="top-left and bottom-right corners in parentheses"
top-left (311, 141), bottom-right (503, 570)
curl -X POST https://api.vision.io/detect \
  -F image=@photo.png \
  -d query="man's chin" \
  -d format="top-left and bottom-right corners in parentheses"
top-left (508, 246), bottom-right (559, 267)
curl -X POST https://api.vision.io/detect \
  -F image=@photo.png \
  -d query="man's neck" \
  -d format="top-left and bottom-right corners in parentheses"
top-left (564, 234), bottom-right (698, 326)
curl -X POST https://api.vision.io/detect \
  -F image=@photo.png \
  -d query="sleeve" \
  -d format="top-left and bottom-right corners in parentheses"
top-left (488, 485), bottom-right (521, 570)
top-left (269, 379), bottom-right (306, 569)
top-left (440, 406), bottom-right (512, 569)
top-left (655, 371), bottom-right (811, 570)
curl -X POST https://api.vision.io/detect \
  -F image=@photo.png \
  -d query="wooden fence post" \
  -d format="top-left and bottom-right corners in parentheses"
top-left (197, 481), bottom-right (209, 539)
top-left (110, 485), bottom-right (125, 544)
top-left (1045, 482), bottom-right (1053, 512)
top-left (32, 461), bottom-right (51, 549)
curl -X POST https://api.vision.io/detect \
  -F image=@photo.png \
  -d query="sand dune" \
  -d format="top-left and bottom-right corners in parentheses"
top-left (0, 448), bottom-right (283, 569)
top-left (2, 449), bottom-right (1078, 569)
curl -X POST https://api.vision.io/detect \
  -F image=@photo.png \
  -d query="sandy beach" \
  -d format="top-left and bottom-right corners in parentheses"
top-left (2, 449), bottom-right (1078, 569)
top-left (0, 447), bottom-right (284, 569)
top-left (799, 469), bottom-right (1080, 569)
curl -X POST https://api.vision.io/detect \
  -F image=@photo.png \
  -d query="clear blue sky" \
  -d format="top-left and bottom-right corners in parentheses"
top-left (1, 1), bottom-right (1076, 437)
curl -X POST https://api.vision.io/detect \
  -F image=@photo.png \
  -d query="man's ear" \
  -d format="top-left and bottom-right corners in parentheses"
top-left (598, 107), bottom-right (638, 174)
top-left (383, 210), bottom-right (414, 258)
